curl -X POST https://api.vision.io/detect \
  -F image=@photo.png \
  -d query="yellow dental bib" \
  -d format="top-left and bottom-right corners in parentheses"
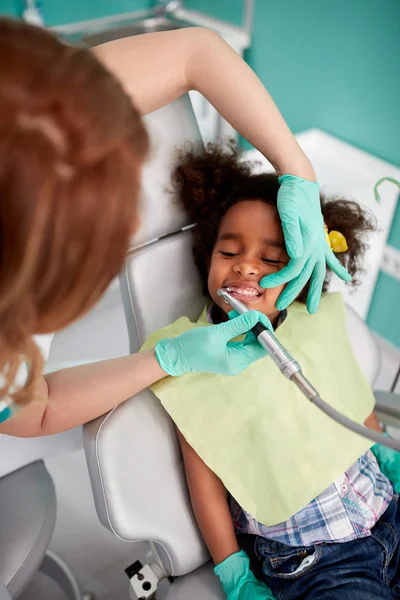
top-left (141, 293), bottom-right (374, 526)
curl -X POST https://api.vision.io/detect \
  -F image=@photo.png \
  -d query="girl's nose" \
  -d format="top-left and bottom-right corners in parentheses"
top-left (233, 259), bottom-right (260, 277)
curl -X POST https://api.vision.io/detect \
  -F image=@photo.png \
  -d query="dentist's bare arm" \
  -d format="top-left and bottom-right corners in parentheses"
top-left (93, 27), bottom-right (315, 181)
top-left (0, 350), bottom-right (165, 438)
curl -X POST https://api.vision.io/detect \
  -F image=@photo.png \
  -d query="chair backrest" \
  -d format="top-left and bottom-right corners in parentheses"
top-left (85, 231), bottom-right (209, 577)
top-left (84, 94), bottom-right (210, 577)
top-left (84, 94), bottom-right (382, 578)
top-left (129, 94), bottom-right (200, 250)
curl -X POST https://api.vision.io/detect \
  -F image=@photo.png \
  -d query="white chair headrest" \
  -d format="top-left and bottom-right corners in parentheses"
top-left (131, 94), bottom-right (202, 250)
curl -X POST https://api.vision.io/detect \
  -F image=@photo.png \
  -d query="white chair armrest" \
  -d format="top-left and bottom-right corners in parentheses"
top-left (83, 388), bottom-right (209, 576)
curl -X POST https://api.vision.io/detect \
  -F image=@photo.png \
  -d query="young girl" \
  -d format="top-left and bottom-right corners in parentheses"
top-left (143, 143), bottom-right (400, 599)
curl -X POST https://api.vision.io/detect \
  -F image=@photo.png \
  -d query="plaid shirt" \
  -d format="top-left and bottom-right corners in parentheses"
top-left (230, 450), bottom-right (393, 546)
top-left (207, 304), bottom-right (393, 546)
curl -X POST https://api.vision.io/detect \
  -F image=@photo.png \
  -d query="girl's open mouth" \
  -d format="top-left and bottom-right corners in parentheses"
top-left (224, 285), bottom-right (263, 304)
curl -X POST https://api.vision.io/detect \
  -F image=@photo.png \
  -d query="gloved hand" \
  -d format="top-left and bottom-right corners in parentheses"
top-left (371, 438), bottom-right (400, 493)
top-left (214, 550), bottom-right (275, 599)
top-left (155, 311), bottom-right (269, 377)
top-left (228, 310), bottom-right (273, 346)
top-left (260, 175), bottom-right (351, 314)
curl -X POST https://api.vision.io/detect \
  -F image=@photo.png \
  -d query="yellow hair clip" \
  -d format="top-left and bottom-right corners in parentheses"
top-left (324, 223), bottom-right (348, 253)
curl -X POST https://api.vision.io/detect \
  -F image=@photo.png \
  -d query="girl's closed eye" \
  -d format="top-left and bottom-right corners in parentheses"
top-left (261, 257), bottom-right (285, 265)
top-left (219, 250), bottom-right (285, 264)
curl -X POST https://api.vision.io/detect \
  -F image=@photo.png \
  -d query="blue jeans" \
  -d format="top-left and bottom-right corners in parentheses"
top-left (239, 495), bottom-right (400, 599)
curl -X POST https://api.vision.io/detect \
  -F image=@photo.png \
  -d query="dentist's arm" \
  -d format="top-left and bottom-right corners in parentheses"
top-left (94, 28), bottom-right (350, 313)
top-left (0, 350), bottom-right (164, 437)
top-left (0, 311), bottom-right (267, 437)
top-left (92, 27), bottom-right (314, 181)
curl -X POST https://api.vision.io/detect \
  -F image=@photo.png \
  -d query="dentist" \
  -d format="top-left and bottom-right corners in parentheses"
top-left (0, 19), bottom-right (349, 456)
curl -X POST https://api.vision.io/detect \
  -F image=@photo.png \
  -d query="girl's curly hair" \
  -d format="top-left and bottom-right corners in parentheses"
top-left (172, 142), bottom-right (376, 303)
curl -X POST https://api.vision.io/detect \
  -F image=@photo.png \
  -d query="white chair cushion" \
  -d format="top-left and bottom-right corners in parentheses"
top-left (120, 230), bottom-right (205, 352)
top-left (132, 95), bottom-right (201, 249)
top-left (84, 388), bottom-right (209, 577)
top-left (84, 231), bottom-right (209, 576)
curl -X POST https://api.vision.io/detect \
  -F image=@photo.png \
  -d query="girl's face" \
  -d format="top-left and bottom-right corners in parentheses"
top-left (208, 200), bottom-right (289, 322)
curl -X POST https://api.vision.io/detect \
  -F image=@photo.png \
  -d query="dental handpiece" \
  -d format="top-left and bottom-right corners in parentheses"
top-left (217, 288), bottom-right (301, 380)
top-left (217, 288), bottom-right (400, 452)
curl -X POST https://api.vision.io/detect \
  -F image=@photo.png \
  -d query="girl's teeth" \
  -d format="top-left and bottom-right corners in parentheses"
top-left (226, 287), bottom-right (259, 296)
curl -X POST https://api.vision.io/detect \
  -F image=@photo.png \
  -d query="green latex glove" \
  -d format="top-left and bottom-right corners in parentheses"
top-left (228, 310), bottom-right (273, 346)
top-left (371, 438), bottom-right (400, 493)
top-left (214, 550), bottom-right (275, 599)
top-left (260, 175), bottom-right (351, 314)
top-left (155, 311), bottom-right (268, 377)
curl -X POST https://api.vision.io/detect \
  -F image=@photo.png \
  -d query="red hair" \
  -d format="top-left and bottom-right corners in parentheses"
top-left (0, 19), bottom-right (149, 404)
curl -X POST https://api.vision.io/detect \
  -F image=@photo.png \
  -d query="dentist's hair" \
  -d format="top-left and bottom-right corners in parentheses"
top-left (0, 19), bottom-right (149, 404)
top-left (173, 142), bottom-right (376, 299)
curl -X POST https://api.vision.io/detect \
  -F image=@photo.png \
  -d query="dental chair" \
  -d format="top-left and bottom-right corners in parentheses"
top-left (0, 460), bottom-right (83, 599)
top-left (83, 94), bottom-right (400, 599)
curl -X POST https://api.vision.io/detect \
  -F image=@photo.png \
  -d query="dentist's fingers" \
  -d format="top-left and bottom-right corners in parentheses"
top-left (227, 340), bottom-right (267, 361)
top-left (306, 261), bottom-right (326, 314)
top-left (229, 310), bottom-right (257, 345)
top-left (260, 257), bottom-right (304, 289)
top-left (228, 310), bottom-right (273, 345)
top-left (216, 311), bottom-right (262, 341)
top-left (326, 247), bottom-right (352, 283)
top-left (228, 310), bottom-right (273, 331)
top-left (275, 258), bottom-right (314, 310)
top-left (279, 209), bottom-right (303, 259)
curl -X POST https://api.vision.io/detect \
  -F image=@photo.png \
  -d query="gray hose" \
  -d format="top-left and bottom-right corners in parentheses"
top-left (293, 372), bottom-right (400, 451)
top-left (217, 289), bottom-right (400, 453)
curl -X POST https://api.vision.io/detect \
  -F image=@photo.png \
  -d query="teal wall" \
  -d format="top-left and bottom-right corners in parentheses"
top-left (0, 1), bottom-right (151, 26)
top-left (367, 197), bottom-right (400, 347)
top-left (244, 0), bottom-right (400, 169)
top-left (368, 272), bottom-right (400, 347)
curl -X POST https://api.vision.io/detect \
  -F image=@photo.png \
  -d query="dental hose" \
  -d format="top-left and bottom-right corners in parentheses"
top-left (217, 289), bottom-right (400, 452)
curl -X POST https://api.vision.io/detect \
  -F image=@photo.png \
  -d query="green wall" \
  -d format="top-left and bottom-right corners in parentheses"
top-left (0, 1), bottom-right (151, 26)
top-left (368, 271), bottom-right (400, 347)
top-left (244, 0), bottom-right (400, 169)
top-left (367, 197), bottom-right (400, 346)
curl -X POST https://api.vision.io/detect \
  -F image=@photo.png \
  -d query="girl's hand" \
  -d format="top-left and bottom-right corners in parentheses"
top-left (214, 550), bottom-right (275, 599)
top-left (154, 311), bottom-right (268, 377)
top-left (260, 175), bottom-right (351, 314)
